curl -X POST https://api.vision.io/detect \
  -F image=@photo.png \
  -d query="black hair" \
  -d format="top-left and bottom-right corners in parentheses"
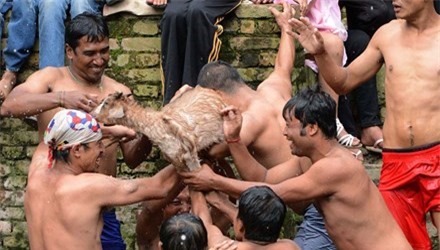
top-left (282, 87), bottom-right (337, 139)
top-left (52, 143), bottom-right (91, 163)
top-left (237, 186), bottom-right (286, 243)
top-left (53, 148), bottom-right (70, 162)
top-left (159, 213), bottom-right (208, 250)
top-left (197, 60), bottom-right (246, 94)
top-left (65, 12), bottom-right (109, 51)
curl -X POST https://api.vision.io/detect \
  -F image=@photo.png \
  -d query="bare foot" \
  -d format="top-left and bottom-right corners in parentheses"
top-left (361, 126), bottom-right (383, 148)
top-left (0, 70), bottom-right (18, 103)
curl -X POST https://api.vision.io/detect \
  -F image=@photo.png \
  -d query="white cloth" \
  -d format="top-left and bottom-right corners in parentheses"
top-left (44, 109), bottom-right (102, 151)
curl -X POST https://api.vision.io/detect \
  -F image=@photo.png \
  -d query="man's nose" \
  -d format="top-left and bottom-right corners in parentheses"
top-left (180, 203), bottom-right (191, 213)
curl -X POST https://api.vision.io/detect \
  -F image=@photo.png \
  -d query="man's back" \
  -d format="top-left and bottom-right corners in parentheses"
top-left (236, 239), bottom-right (300, 250)
top-left (241, 90), bottom-right (294, 167)
top-left (25, 152), bottom-right (103, 250)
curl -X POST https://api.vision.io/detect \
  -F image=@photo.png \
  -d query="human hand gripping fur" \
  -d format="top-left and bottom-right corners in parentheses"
top-left (100, 124), bottom-right (138, 146)
top-left (220, 106), bottom-right (242, 143)
top-left (179, 163), bottom-right (217, 192)
top-left (169, 84), bottom-right (193, 103)
top-left (287, 16), bottom-right (325, 56)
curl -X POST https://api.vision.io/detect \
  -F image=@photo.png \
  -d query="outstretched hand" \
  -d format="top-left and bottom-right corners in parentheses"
top-left (220, 106), bottom-right (242, 142)
top-left (169, 84), bottom-right (193, 103)
top-left (287, 17), bottom-right (325, 56)
top-left (295, 0), bottom-right (310, 17)
top-left (179, 163), bottom-right (217, 192)
top-left (100, 124), bottom-right (138, 147)
top-left (269, 2), bottom-right (295, 32)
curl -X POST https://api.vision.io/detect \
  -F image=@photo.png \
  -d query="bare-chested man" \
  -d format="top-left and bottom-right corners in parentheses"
top-left (24, 109), bottom-right (182, 250)
top-left (0, 13), bottom-right (157, 249)
top-left (288, 0), bottom-right (440, 248)
top-left (136, 187), bottom-right (191, 250)
top-left (181, 88), bottom-right (412, 250)
top-left (137, 4), bottom-right (333, 249)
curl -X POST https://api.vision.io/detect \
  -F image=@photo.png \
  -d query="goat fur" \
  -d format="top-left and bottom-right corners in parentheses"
top-left (92, 86), bottom-right (227, 171)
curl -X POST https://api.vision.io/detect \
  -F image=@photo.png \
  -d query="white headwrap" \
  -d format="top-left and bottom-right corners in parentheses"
top-left (44, 109), bottom-right (102, 168)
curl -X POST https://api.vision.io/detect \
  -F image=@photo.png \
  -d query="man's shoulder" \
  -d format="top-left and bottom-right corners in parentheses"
top-left (238, 239), bottom-right (299, 250)
top-left (102, 75), bottom-right (131, 94)
top-left (27, 66), bottom-right (65, 83)
top-left (374, 19), bottom-right (403, 38)
top-left (314, 148), bottom-right (360, 171)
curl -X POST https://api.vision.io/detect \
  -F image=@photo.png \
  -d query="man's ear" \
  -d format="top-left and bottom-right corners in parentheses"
top-left (158, 241), bottom-right (163, 250)
top-left (71, 144), bottom-right (82, 158)
top-left (308, 123), bottom-right (319, 136)
top-left (234, 217), bottom-right (245, 241)
top-left (66, 44), bottom-right (74, 60)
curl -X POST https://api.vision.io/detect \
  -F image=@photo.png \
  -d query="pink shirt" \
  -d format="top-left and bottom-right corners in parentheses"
top-left (306, 0), bottom-right (347, 41)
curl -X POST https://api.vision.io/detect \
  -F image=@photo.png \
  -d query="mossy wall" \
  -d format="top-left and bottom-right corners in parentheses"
top-left (0, 3), bottom-right (389, 249)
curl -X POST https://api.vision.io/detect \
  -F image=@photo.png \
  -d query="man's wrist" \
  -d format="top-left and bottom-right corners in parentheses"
top-left (225, 137), bottom-right (240, 144)
top-left (57, 91), bottom-right (65, 108)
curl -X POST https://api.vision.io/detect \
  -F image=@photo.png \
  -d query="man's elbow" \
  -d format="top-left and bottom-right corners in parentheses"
top-left (0, 101), bottom-right (15, 117)
top-left (333, 84), bottom-right (350, 95)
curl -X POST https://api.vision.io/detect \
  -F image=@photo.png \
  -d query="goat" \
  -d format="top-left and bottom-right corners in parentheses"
top-left (91, 86), bottom-right (227, 172)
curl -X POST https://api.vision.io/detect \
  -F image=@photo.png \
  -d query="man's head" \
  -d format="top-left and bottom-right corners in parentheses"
top-left (392, 0), bottom-right (435, 19)
top-left (197, 60), bottom-right (246, 94)
top-left (282, 88), bottom-right (336, 156)
top-left (44, 109), bottom-right (103, 171)
top-left (159, 213), bottom-right (208, 250)
top-left (65, 12), bottom-right (110, 84)
top-left (163, 187), bottom-right (191, 220)
top-left (235, 186), bottom-right (286, 243)
top-left (66, 12), bottom-right (109, 51)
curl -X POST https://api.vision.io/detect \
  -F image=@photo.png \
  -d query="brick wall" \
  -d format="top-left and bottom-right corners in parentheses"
top-left (0, 4), bottom-right (387, 249)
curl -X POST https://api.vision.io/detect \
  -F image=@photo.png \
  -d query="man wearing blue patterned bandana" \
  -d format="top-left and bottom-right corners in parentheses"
top-left (24, 109), bottom-right (183, 250)
top-left (1, 13), bottom-right (156, 249)
top-left (44, 109), bottom-right (102, 169)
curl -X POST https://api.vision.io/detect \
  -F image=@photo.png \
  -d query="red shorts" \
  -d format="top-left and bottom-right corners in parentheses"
top-left (379, 142), bottom-right (440, 250)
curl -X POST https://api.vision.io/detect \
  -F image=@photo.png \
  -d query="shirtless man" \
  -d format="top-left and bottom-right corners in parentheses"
top-left (191, 187), bottom-right (300, 250)
top-left (0, 13), bottom-right (155, 249)
top-left (288, 0), bottom-right (440, 248)
top-left (170, 3), bottom-right (303, 170)
top-left (181, 88), bottom-right (412, 250)
top-left (163, 4), bottom-right (334, 249)
top-left (127, 4), bottom-right (301, 247)
top-left (136, 187), bottom-right (191, 250)
top-left (24, 109), bottom-right (182, 250)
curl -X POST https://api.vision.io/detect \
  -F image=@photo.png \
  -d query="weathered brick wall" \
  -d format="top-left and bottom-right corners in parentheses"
top-left (0, 4), bottom-right (388, 249)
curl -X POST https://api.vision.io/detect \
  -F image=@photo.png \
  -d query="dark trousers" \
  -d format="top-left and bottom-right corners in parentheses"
top-left (338, 29), bottom-right (382, 137)
top-left (160, 0), bottom-right (241, 104)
